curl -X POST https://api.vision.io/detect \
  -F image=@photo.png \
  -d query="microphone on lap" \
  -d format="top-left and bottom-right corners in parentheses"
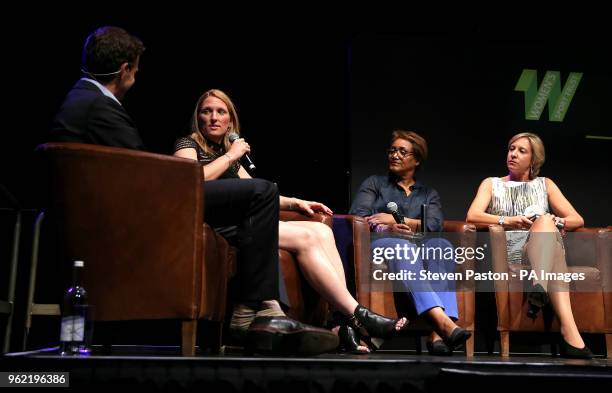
top-left (228, 132), bottom-right (256, 171)
top-left (524, 205), bottom-right (544, 221)
top-left (524, 205), bottom-right (564, 229)
top-left (386, 202), bottom-right (404, 224)
top-left (420, 203), bottom-right (428, 233)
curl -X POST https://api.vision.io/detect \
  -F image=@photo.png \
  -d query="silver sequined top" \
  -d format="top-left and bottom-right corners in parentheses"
top-left (486, 177), bottom-right (549, 264)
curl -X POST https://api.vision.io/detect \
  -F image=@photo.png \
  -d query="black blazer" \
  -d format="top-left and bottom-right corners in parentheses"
top-left (50, 79), bottom-right (145, 150)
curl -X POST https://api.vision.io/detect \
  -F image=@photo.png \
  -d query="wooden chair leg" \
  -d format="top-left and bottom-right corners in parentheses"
top-left (181, 320), bottom-right (197, 356)
top-left (500, 331), bottom-right (510, 357)
top-left (605, 333), bottom-right (612, 359)
top-left (465, 332), bottom-right (474, 357)
top-left (211, 322), bottom-right (223, 354)
top-left (415, 335), bottom-right (422, 355)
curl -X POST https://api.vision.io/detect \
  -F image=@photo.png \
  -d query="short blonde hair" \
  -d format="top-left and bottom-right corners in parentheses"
top-left (190, 89), bottom-right (240, 155)
top-left (508, 132), bottom-right (545, 179)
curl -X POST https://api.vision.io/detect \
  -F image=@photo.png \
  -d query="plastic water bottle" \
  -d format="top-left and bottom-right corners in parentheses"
top-left (59, 260), bottom-right (88, 355)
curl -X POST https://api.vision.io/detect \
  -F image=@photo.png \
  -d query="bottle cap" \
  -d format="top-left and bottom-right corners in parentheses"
top-left (74, 260), bottom-right (84, 267)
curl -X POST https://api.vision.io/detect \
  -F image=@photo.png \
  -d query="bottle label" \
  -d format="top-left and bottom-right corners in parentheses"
top-left (60, 316), bottom-right (85, 342)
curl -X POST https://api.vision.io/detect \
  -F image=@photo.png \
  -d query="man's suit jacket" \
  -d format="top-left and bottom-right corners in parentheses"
top-left (50, 79), bottom-right (145, 150)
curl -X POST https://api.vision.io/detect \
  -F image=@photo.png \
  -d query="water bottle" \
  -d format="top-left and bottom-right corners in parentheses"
top-left (59, 260), bottom-right (88, 355)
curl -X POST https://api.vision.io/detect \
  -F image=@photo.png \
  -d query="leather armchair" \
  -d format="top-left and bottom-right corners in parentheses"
top-left (332, 216), bottom-right (476, 356)
top-left (36, 143), bottom-right (234, 356)
top-left (477, 223), bottom-right (611, 357)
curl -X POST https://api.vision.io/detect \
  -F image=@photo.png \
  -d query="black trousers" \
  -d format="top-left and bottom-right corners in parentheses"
top-left (203, 178), bottom-right (280, 307)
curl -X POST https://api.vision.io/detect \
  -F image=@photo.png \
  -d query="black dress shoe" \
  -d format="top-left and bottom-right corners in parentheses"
top-left (426, 340), bottom-right (452, 356)
top-left (228, 327), bottom-right (247, 346)
top-left (246, 316), bottom-right (339, 356)
top-left (559, 338), bottom-right (593, 359)
top-left (442, 327), bottom-right (471, 352)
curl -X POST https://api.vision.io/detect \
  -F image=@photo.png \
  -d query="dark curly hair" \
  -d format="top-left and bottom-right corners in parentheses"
top-left (390, 130), bottom-right (428, 170)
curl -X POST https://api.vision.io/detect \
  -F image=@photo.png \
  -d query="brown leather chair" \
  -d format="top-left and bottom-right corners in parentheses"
top-left (36, 142), bottom-right (234, 356)
top-left (332, 216), bottom-right (476, 356)
top-left (279, 211), bottom-right (331, 327)
top-left (479, 223), bottom-right (611, 357)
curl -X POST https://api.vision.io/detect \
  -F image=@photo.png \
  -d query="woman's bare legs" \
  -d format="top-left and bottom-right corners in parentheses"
top-left (280, 221), bottom-right (370, 352)
top-left (291, 221), bottom-right (348, 286)
top-left (280, 221), bottom-right (358, 314)
top-left (279, 221), bottom-right (407, 328)
top-left (528, 216), bottom-right (585, 348)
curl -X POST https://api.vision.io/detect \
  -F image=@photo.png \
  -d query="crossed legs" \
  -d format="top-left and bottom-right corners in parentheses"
top-left (527, 216), bottom-right (584, 349)
top-left (279, 221), bottom-right (407, 352)
top-left (279, 221), bottom-right (359, 315)
top-left (373, 237), bottom-right (460, 343)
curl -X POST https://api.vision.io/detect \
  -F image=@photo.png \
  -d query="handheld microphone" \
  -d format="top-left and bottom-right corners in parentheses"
top-left (524, 205), bottom-right (564, 229)
top-left (524, 205), bottom-right (544, 221)
top-left (228, 132), bottom-right (256, 171)
top-left (386, 202), bottom-right (404, 224)
top-left (420, 204), bottom-right (428, 233)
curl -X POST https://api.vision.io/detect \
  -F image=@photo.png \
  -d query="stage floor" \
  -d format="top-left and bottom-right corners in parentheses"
top-left (2, 346), bottom-right (612, 391)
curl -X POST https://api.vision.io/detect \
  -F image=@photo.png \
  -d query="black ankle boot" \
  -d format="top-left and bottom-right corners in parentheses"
top-left (559, 338), bottom-right (593, 359)
top-left (350, 305), bottom-right (407, 339)
top-left (526, 283), bottom-right (549, 320)
top-left (338, 325), bottom-right (372, 354)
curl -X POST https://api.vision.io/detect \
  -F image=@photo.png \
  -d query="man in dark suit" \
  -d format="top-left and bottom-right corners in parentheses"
top-left (50, 26), bottom-right (337, 355)
top-left (50, 26), bottom-right (144, 149)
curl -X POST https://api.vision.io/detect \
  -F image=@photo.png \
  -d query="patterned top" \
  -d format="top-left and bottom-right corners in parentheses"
top-left (174, 136), bottom-right (240, 179)
top-left (486, 177), bottom-right (549, 264)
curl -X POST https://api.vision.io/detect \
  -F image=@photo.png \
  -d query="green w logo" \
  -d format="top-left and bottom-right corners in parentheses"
top-left (514, 69), bottom-right (583, 122)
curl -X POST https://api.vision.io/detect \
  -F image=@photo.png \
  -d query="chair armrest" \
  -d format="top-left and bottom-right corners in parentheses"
top-left (574, 227), bottom-right (608, 234)
top-left (471, 222), bottom-right (495, 232)
top-left (443, 220), bottom-right (476, 233)
top-left (443, 221), bottom-right (477, 290)
top-left (280, 211), bottom-right (332, 227)
top-left (572, 227), bottom-right (611, 288)
top-left (332, 215), bottom-right (371, 306)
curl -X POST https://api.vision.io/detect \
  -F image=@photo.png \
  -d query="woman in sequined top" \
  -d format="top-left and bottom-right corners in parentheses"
top-left (466, 132), bottom-right (590, 358)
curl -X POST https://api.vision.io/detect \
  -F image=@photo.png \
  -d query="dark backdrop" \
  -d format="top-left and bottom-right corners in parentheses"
top-left (350, 34), bottom-right (611, 226)
top-left (2, 12), bottom-right (353, 214)
top-left (1, 9), bottom-right (610, 351)
top-left (2, 13), bottom-right (609, 225)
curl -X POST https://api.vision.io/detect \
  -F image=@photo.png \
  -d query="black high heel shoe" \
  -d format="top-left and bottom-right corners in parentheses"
top-left (426, 340), bottom-right (452, 356)
top-left (349, 305), bottom-right (408, 339)
top-left (527, 283), bottom-right (550, 320)
top-left (337, 325), bottom-right (373, 354)
top-left (442, 327), bottom-right (472, 352)
top-left (559, 338), bottom-right (593, 359)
